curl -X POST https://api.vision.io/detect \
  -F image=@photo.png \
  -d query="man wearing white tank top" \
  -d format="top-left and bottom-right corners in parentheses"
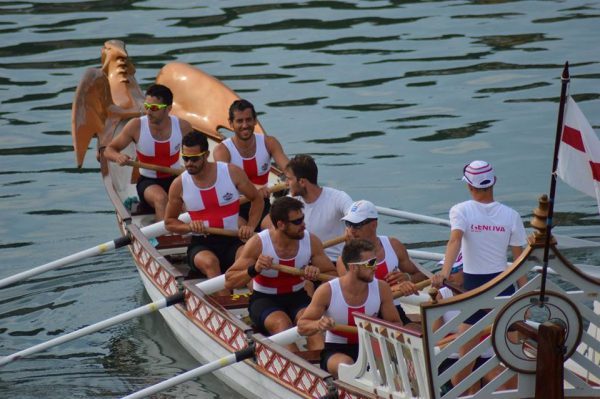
top-left (298, 239), bottom-right (400, 378)
top-left (225, 196), bottom-right (336, 351)
top-left (164, 131), bottom-right (263, 296)
top-left (104, 84), bottom-right (193, 221)
top-left (213, 99), bottom-right (289, 229)
top-left (337, 200), bottom-right (428, 324)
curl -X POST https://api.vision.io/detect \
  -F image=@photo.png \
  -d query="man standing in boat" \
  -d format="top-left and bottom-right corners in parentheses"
top-left (213, 99), bottom-right (289, 229)
top-left (337, 199), bottom-right (427, 325)
top-left (224, 196), bottom-right (336, 351)
top-left (297, 239), bottom-right (400, 378)
top-left (271, 154), bottom-right (353, 264)
top-left (164, 130), bottom-right (263, 295)
top-left (103, 84), bottom-right (193, 221)
top-left (431, 160), bottom-right (527, 391)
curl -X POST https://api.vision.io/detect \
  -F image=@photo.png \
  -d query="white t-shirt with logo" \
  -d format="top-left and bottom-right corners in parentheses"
top-left (295, 187), bottom-right (353, 261)
top-left (449, 200), bottom-right (526, 275)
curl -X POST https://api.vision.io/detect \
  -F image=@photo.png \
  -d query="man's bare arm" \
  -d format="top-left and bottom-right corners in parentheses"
top-left (265, 135), bottom-right (289, 171)
top-left (224, 235), bottom-right (263, 289)
top-left (297, 283), bottom-right (332, 336)
top-left (103, 118), bottom-right (140, 165)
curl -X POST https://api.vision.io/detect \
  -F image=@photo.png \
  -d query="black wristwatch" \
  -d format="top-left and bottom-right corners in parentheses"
top-left (247, 264), bottom-right (259, 277)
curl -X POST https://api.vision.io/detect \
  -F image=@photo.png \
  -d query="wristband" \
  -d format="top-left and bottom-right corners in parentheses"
top-left (247, 264), bottom-right (259, 278)
top-left (405, 272), bottom-right (412, 283)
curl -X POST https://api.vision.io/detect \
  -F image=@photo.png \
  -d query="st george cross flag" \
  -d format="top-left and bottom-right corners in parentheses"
top-left (557, 96), bottom-right (600, 214)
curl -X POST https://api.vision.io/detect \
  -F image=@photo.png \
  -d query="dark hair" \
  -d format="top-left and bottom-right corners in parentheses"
top-left (182, 130), bottom-right (209, 151)
top-left (270, 196), bottom-right (304, 226)
top-left (285, 154), bottom-right (318, 184)
top-left (228, 99), bottom-right (257, 121)
top-left (341, 239), bottom-right (375, 270)
top-left (145, 84), bottom-right (173, 106)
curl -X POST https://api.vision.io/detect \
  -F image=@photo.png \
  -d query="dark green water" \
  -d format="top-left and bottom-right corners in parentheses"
top-left (1, 1), bottom-right (599, 397)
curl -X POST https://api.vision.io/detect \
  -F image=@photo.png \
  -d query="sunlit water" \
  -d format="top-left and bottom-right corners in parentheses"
top-left (1, 1), bottom-right (599, 397)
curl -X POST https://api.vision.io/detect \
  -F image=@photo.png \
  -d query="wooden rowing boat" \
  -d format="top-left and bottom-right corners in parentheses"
top-left (72, 41), bottom-right (600, 398)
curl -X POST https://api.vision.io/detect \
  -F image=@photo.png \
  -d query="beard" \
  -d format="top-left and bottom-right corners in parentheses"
top-left (357, 272), bottom-right (374, 283)
top-left (283, 228), bottom-right (304, 240)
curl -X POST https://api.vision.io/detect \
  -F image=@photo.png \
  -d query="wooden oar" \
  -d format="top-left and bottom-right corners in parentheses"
top-left (121, 326), bottom-right (302, 399)
top-left (0, 182), bottom-right (289, 289)
top-left (0, 292), bottom-right (185, 367)
top-left (125, 160), bottom-right (183, 176)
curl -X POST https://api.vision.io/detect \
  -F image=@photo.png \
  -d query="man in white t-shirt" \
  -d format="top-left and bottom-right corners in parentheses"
top-left (432, 160), bottom-right (527, 292)
top-left (431, 160), bottom-right (527, 394)
top-left (283, 154), bottom-right (353, 262)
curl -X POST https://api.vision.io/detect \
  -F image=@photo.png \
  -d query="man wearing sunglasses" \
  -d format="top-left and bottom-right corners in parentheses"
top-left (164, 131), bottom-right (263, 296)
top-left (104, 84), bottom-right (193, 221)
top-left (297, 239), bottom-right (400, 378)
top-left (225, 196), bottom-right (336, 351)
top-left (213, 99), bottom-right (290, 230)
top-left (338, 200), bottom-right (427, 325)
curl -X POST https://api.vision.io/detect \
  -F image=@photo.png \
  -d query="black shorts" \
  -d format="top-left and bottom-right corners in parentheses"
top-left (136, 175), bottom-right (176, 211)
top-left (320, 342), bottom-right (359, 371)
top-left (187, 234), bottom-right (243, 276)
top-left (463, 272), bottom-right (515, 325)
top-left (249, 290), bottom-right (310, 334)
top-left (239, 197), bottom-right (271, 231)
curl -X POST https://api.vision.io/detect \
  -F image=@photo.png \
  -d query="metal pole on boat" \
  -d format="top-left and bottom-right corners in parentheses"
top-left (539, 62), bottom-right (570, 305)
top-left (121, 327), bottom-right (302, 399)
top-left (0, 292), bottom-right (184, 367)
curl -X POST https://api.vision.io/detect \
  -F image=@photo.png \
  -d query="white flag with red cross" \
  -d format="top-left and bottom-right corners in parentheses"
top-left (557, 96), bottom-right (600, 214)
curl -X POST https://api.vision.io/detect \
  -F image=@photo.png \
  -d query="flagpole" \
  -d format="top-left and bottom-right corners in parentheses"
top-left (539, 61), bottom-right (570, 304)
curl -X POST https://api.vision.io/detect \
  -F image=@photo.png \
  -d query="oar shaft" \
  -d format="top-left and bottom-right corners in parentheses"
top-left (271, 264), bottom-right (334, 282)
top-left (322, 235), bottom-right (346, 249)
top-left (122, 327), bottom-right (300, 399)
top-left (375, 206), bottom-right (451, 227)
top-left (123, 352), bottom-right (239, 399)
top-left (125, 160), bottom-right (183, 176)
top-left (0, 292), bottom-right (184, 367)
top-left (0, 236), bottom-right (131, 289)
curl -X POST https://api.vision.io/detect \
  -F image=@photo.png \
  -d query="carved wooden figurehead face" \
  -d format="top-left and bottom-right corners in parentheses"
top-left (100, 40), bottom-right (143, 109)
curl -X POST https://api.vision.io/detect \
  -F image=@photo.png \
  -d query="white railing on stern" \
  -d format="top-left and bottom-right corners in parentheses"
top-left (338, 313), bottom-right (430, 399)
top-left (421, 244), bottom-right (600, 399)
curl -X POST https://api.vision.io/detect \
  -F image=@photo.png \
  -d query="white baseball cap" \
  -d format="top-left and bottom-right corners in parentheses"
top-left (341, 200), bottom-right (378, 223)
top-left (462, 160), bottom-right (496, 188)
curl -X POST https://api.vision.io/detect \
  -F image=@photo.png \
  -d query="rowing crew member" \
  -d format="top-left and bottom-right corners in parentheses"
top-left (298, 239), bottom-right (400, 378)
top-left (213, 99), bottom-right (289, 230)
top-left (337, 200), bottom-right (427, 325)
top-left (225, 196), bottom-right (336, 351)
top-left (104, 84), bottom-right (193, 221)
top-left (431, 160), bottom-right (527, 393)
top-left (164, 130), bottom-right (263, 296)
top-left (280, 154), bottom-right (353, 263)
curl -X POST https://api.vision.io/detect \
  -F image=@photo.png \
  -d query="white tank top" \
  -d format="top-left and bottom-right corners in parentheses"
top-left (253, 229), bottom-right (312, 294)
top-left (181, 162), bottom-right (240, 230)
top-left (222, 134), bottom-right (271, 186)
top-left (136, 115), bottom-right (182, 178)
top-left (325, 277), bottom-right (380, 344)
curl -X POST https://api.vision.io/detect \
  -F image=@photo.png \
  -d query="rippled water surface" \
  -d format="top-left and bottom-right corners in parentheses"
top-left (1, 1), bottom-right (600, 398)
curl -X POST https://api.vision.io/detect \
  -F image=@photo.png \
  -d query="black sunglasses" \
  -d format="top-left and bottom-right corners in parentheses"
top-left (287, 215), bottom-right (304, 225)
top-left (344, 219), bottom-right (373, 229)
